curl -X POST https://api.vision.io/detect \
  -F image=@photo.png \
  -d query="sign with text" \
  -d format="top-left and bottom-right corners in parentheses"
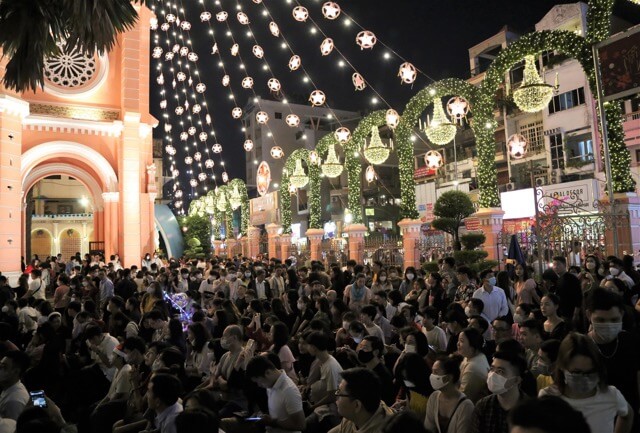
top-left (250, 191), bottom-right (279, 226)
top-left (597, 24), bottom-right (640, 101)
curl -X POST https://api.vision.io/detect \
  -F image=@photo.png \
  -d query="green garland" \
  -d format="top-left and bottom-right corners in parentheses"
top-left (280, 148), bottom-right (321, 234)
top-left (228, 178), bottom-right (250, 236)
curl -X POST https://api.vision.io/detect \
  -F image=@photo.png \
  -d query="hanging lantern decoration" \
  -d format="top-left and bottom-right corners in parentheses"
top-left (508, 133), bottom-right (528, 159)
top-left (161, 23), bottom-right (170, 31)
top-left (309, 90), bottom-right (326, 106)
top-left (165, 145), bottom-right (176, 155)
top-left (222, 75), bottom-right (230, 86)
top-left (321, 143), bottom-right (344, 178)
top-left (194, 152), bottom-right (202, 161)
top-left (164, 123), bottom-right (172, 132)
top-left (190, 179), bottom-right (198, 187)
top-left (237, 12), bottom-right (249, 25)
top-left (425, 98), bottom-right (457, 145)
top-left (320, 38), bottom-right (334, 56)
top-left (290, 159), bottom-right (309, 188)
top-left (205, 159), bottom-right (215, 168)
top-left (166, 13), bottom-right (176, 23)
top-left (216, 190), bottom-right (228, 211)
top-left (164, 51), bottom-right (174, 61)
top-left (175, 106), bottom-right (184, 115)
top-left (322, 2), bottom-right (341, 19)
top-left (192, 104), bottom-right (201, 113)
top-left (309, 151), bottom-right (321, 166)
top-left (243, 139), bottom-right (254, 151)
top-left (256, 111), bottom-right (269, 124)
top-left (206, 114), bottom-right (212, 125)
top-left (365, 165), bottom-right (377, 183)
top-left (187, 52), bottom-right (198, 62)
top-left (398, 62), bottom-right (417, 84)
top-left (285, 114), bottom-right (300, 127)
top-left (364, 126), bottom-right (390, 165)
top-left (424, 150), bottom-right (444, 170)
top-left (267, 78), bottom-right (281, 92)
top-left (200, 11), bottom-right (212, 21)
top-left (252, 45), bottom-right (264, 59)
top-left (292, 6), bottom-right (309, 22)
top-left (270, 146), bottom-right (284, 159)
top-left (222, 172), bottom-right (229, 183)
top-left (385, 109), bottom-right (400, 129)
top-left (179, 46), bottom-right (189, 56)
top-left (513, 55), bottom-right (557, 113)
top-left (334, 127), bottom-right (351, 143)
top-left (269, 22), bottom-right (280, 37)
top-left (229, 185), bottom-right (242, 209)
top-left (198, 172), bottom-right (207, 182)
top-left (356, 31), bottom-right (377, 49)
top-left (241, 76), bottom-right (254, 89)
top-left (216, 11), bottom-right (228, 21)
top-left (231, 43), bottom-right (239, 56)
top-left (288, 55), bottom-right (301, 71)
top-left (446, 96), bottom-right (470, 124)
top-left (232, 107), bottom-right (243, 119)
top-left (172, 44), bottom-right (180, 53)
top-left (212, 143), bottom-right (223, 153)
top-left (352, 73), bottom-right (366, 91)
top-left (157, 73), bottom-right (164, 85)
top-left (150, 17), bottom-right (159, 29)
top-left (159, 100), bottom-right (166, 109)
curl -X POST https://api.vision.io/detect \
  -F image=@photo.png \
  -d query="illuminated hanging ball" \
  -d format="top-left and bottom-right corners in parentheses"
top-left (385, 109), bottom-right (400, 129)
top-left (206, 114), bottom-right (212, 125)
top-left (165, 145), bottom-right (176, 155)
top-left (196, 83), bottom-right (206, 93)
top-left (156, 73), bottom-right (164, 85)
top-left (211, 43), bottom-right (219, 54)
top-left (198, 172), bottom-right (207, 182)
top-left (447, 96), bottom-right (470, 121)
top-left (252, 45), bottom-right (264, 59)
top-left (256, 111), bottom-right (269, 124)
top-left (322, 2), bottom-right (341, 20)
top-left (190, 179), bottom-right (198, 187)
top-left (352, 73), bottom-right (366, 91)
top-left (270, 146), bottom-right (284, 159)
top-left (152, 47), bottom-right (163, 58)
top-left (194, 152), bottom-right (202, 161)
top-left (288, 55), bottom-right (301, 71)
top-left (285, 114), bottom-right (300, 127)
top-left (205, 159), bottom-right (215, 168)
top-left (185, 156), bottom-right (193, 165)
top-left (150, 17), bottom-right (159, 29)
top-left (161, 23), bottom-right (170, 31)
top-left (365, 165), bottom-right (377, 183)
top-left (508, 133), bottom-right (528, 159)
top-left (180, 21), bottom-right (191, 30)
top-left (175, 106), bottom-right (184, 115)
top-left (187, 52), bottom-right (198, 62)
top-left (292, 6), bottom-right (309, 22)
top-left (179, 46), bottom-right (189, 56)
top-left (267, 78), bottom-right (281, 92)
top-left (356, 31), bottom-right (377, 50)
top-left (269, 22), bottom-right (280, 37)
top-left (164, 123), bottom-right (172, 132)
top-left (309, 151), bottom-right (320, 166)
top-left (166, 14), bottom-right (176, 23)
top-left (180, 132), bottom-right (188, 141)
top-left (241, 76), bottom-right (254, 89)
top-left (192, 104), bottom-right (201, 114)
top-left (243, 140), bottom-right (254, 151)
top-left (232, 107), bottom-right (243, 119)
top-left (172, 169), bottom-right (180, 177)
top-left (164, 51), bottom-right (174, 61)
top-left (212, 143), bottom-right (223, 153)
top-left (176, 72), bottom-right (186, 82)
top-left (334, 127), bottom-right (351, 143)
top-left (200, 12), bottom-right (212, 21)
top-left (237, 12), bottom-right (250, 25)
top-left (309, 90), bottom-right (326, 106)
top-left (172, 44), bottom-right (180, 53)
top-left (216, 11), bottom-right (228, 21)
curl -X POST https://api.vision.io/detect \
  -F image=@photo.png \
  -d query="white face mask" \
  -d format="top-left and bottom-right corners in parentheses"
top-left (406, 274), bottom-right (415, 281)
top-left (609, 267), bottom-right (620, 276)
top-left (586, 262), bottom-right (596, 271)
top-left (379, 276), bottom-right (387, 282)
top-left (403, 380), bottom-right (416, 388)
top-left (429, 374), bottom-right (448, 390)
top-left (487, 371), bottom-right (512, 395)
top-left (592, 322), bottom-right (622, 343)
top-left (464, 306), bottom-right (472, 317)
top-left (404, 344), bottom-right (416, 354)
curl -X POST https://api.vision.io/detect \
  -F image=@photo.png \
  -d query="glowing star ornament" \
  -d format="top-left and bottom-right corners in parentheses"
top-left (212, 43), bottom-right (219, 54)
top-left (190, 179), bottom-right (198, 187)
top-left (152, 47), bottom-right (163, 58)
top-left (309, 151), bottom-right (321, 166)
top-left (188, 52), bottom-right (198, 62)
top-left (216, 11), bottom-right (228, 22)
top-left (159, 100), bottom-right (167, 109)
top-left (365, 165), bottom-right (377, 183)
top-left (385, 109), bottom-right (400, 129)
top-left (156, 73), bottom-right (164, 85)
top-left (198, 172), bottom-right (207, 182)
top-left (352, 73), bottom-right (366, 91)
top-left (177, 72), bottom-right (186, 81)
top-left (447, 96), bottom-right (470, 122)
top-left (270, 146), bottom-right (284, 159)
top-left (231, 44), bottom-right (239, 56)
top-left (164, 52), bottom-right (174, 61)
top-left (288, 184), bottom-right (297, 194)
top-left (185, 156), bottom-right (193, 165)
top-left (180, 21), bottom-right (191, 30)
top-left (175, 106), bottom-right (184, 115)
top-left (161, 23), bottom-right (170, 31)
top-left (172, 44), bottom-right (180, 53)
top-left (164, 123), bottom-right (172, 132)
top-left (232, 107), bottom-right (243, 119)
top-left (200, 12), bottom-right (212, 21)
top-left (292, 6), bottom-right (309, 22)
top-left (180, 132), bottom-right (188, 141)
top-left (364, 126), bottom-right (390, 165)
top-left (424, 150), bottom-right (444, 170)
top-left (290, 159), bottom-right (309, 188)
top-left (222, 75), bottom-right (230, 86)
top-left (508, 133), bottom-right (528, 159)
top-left (256, 111), bottom-right (269, 124)
top-left (425, 98), bottom-right (457, 145)
top-left (288, 55), bottom-right (301, 71)
top-left (150, 17), bottom-right (158, 29)
top-left (321, 143), bottom-right (343, 178)
top-left (285, 114), bottom-right (300, 127)
top-left (237, 12), bottom-right (249, 25)
top-left (252, 45), bottom-right (264, 59)
top-left (320, 38), bottom-right (334, 56)
top-left (322, 2), bottom-right (341, 19)
top-left (356, 31), bottom-right (377, 50)
top-left (199, 132), bottom-right (208, 142)
top-left (398, 62), bottom-right (417, 84)
top-left (179, 46), bottom-right (189, 56)
top-left (243, 140), bottom-right (254, 151)
top-left (267, 78), bottom-right (281, 92)
top-left (309, 90), bottom-right (326, 106)
top-left (513, 55), bottom-right (557, 113)
top-left (196, 83), bottom-right (206, 93)
top-left (334, 127), bottom-right (351, 143)
top-left (212, 143), bottom-right (223, 153)
top-left (205, 159), bottom-right (214, 168)
top-left (222, 172), bottom-right (229, 183)
top-left (192, 104), bottom-right (201, 114)
top-left (241, 77), bottom-right (254, 89)
top-left (206, 114), bottom-right (212, 124)
top-left (165, 145), bottom-right (177, 155)
top-left (269, 22), bottom-right (280, 37)
top-left (166, 14), bottom-right (176, 23)
top-left (188, 127), bottom-right (196, 135)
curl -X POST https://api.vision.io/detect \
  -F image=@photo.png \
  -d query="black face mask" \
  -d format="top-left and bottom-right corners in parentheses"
top-left (357, 350), bottom-right (374, 364)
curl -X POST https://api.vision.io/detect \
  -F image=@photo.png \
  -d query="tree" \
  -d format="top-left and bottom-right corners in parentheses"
top-left (0, 0), bottom-right (149, 92)
top-left (431, 190), bottom-right (475, 251)
top-left (180, 214), bottom-right (211, 258)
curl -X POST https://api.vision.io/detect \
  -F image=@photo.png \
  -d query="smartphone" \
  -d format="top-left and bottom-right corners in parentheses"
top-left (245, 417), bottom-right (262, 422)
top-left (246, 339), bottom-right (256, 352)
top-left (30, 390), bottom-right (47, 408)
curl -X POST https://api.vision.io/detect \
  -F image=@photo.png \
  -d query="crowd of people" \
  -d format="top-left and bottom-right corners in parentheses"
top-left (0, 250), bottom-right (638, 433)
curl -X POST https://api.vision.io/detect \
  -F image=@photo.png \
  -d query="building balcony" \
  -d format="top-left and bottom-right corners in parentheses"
top-left (624, 111), bottom-right (640, 148)
top-left (32, 213), bottom-right (93, 223)
top-left (563, 154), bottom-right (595, 174)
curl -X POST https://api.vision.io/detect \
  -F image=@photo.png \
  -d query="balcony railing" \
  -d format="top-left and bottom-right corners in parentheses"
top-left (624, 111), bottom-right (640, 122)
top-left (32, 213), bottom-right (93, 220)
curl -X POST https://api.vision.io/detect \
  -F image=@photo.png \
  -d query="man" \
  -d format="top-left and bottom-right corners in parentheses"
top-left (473, 269), bottom-right (508, 324)
top-left (343, 273), bottom-right (371, 312)
top-left (329, 368), bottom-right (394, 433)
top-left (359, 305), bottom-right (385, 344)
top-left (440, 257), bottom-right (459, 300)
top-left (0, 277), bottom-right (14, 308)
top-left (422, 306), bottom-right (447, 352)
top-left (569, 241), bottom-right (582, 267)
top-left (0, 351), bottom-right (30, 420)
top-left (244, 355), bottom-right (305, 433)
top-left (98, 270), bottom-right (114, 307)
top-left (373, 291), bottom-right (396, 320)
top-left (312, 262), bottom-right (331, 290)
top-left (269, 266), bottom-right (286, 299)
top-left (115, 269), bottom-right (137, 300)
top-left (146, 310), bottom-right (167, 342)
top-left (551, 256), bottom-right (581, 319)
top-left (517, 319), bottom-right (545, 377)
top-left (211, 325), bottom-right (248, 416)
top-left (248, 269), bottom-right (271, 300)
top-left (492, 317), bottom-right (513, 346)
top-left (23, 269), bottom-right (46, 301)
top-left (355, 336), bottom-right (394, 406)
top-left (84, 324), bottom-right (119, 404)
top-left (146, 373), bottom-right (183, 433)
top-left (606, 257), bottom-right (635, 289)
top-left (508, 396), bottom-right (591, 433)
top-left (454, 266), bottom-right (476, 306)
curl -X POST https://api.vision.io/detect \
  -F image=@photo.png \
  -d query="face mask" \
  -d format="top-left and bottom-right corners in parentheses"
top-left (245, 272), bottom-right (252, 278)
top-left (352, 336), bottom-right (363, 344)
top-left (536, 361), bottom-right (550, 376)
top-left (429, 374), bottom-right (448, 390)
top-left (379, 276), bottom-right (387, 282)
top-left (513, 314), bottom-right (525, 324)
top-left (145, 256), bottom-right (150, 260)
top-left (124, 354), bottom-right (131, 364)
top-left (190, 277), bottom-right (196, 281)
top-left (564, 371), bottom-right (599, 394)
top-left (82, 282), bottom-right (88, 287)
top-left (1, 306), bottom-right (8, 314)
top-left (151, 359), bottom-right (163, 372)
top-left (592, 322), bottom-right (622, 343)
top-left (220, 338), bottom-right (231, 350)
top-left (488, 277), bottom-right (497, 286)
top-left (609, 267), bottom-right (620, 276)
top-left (357, 350), bottom-right (374, 364)
top-left (146, 287), bottom-right (154, 294)
top-left (403, 380), bottom-right (416, 389)
top-left (464, 306), bottom-right (472, 317)
top-left (404, 344), bottom-right (416, 354)
top-left (389, 273), bottom-right (397, 278)
top-left (487, 371), bottom-right (511, 395)
top-left (297, 302), bottom-right (305, 310)
top-left (586, 262), bottom-right (596, 271)
top-left (406, 274), bottom-right (415, 281)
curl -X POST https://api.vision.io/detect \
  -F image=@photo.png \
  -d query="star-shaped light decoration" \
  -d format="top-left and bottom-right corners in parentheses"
top-left (205, 159), bottom-right (215, 168)
top-left (320, 38), bottom-right (334, 56)
top-left (188, 126), bottom-right (196, 135)
top-left (232, 107), bottom-right (243, 119)
top-left (237, 12), bottom-right (249, 25)
top-left (216, 11), bottom-right (228, 22)
top-left (385, 109), bottom-right (400, 129)
top-left (166, 14), bottom-right (176, 23)
top-left (175, 106), bottom-right (184, 115)
top-left (309, 151), bottom-right (321, 166)
top-left (398, 62), bottom-right (417, 84)
top-left (309, 90), bottom-right (326, 106)
top-left (252, 45), bottom-right (264, 59)
top-left (288, 55), bottom-right (301, 71)
top-left (256, 111), bottom-right (269, 124)
top-left (156, 73), bottom-right (164, 85)
top-left (150, 17), bottom-right (159, 29)
top-left (365, 165), bottom-right (377, 183)
top-left (352, 73), bottom-right (366, 91)
top-left (222, 75), bottom-right (230, 87)
top-left (447, 96), bottom-right (470, 123)
top-left (206, 114), bottom-right (212, 124)
top-left (180, 21), bottom-right (191, 30)
top-left (165, 145), bottom-right (177, 156)
top-left (196, 83), bottom-right (206, 93)
top-left (285, 114), bottom-right (300, 127)
top-left (222, 172), bottom-right (229, 183)
top-left (164, 123), bottom-right (172, 132)
top-left (190, 179), bottom-right (198, 187)
top-left (185, 156), bottom-right (193, 165)
top-left (334, 127), bottom-right (351, 143)
top-left (192, 104), bottom-right (201, 114)
top-left (159, 100), bottom-right (167, 109)
top-left (270, 146), bottom-right (284, 159)
top-left (177, 72), bottom-right (186, 82)
top-left (424, 150), bottom-right (443, 170)
top-left (292, 6), bottom-right (309, 22)
top-left (243, 140), bottom-right (254, 151)
top-left (356, 31), bottom-right (377, 50)
top-left (242, 77), bottom-right (254, 89)
top-left (160, 23), bottom-right (170, 31)
top-left (322, 2), bottom-right (341, 20)
top-left (179, 46), bottom-right (189, 56)
top-left (164, 52), bottom-right (174, 61)
top-left (212, 43), bottom-right (219, 54)
top-left (198, 173), bottom-right (207, 182)
top-left (188, 52), bottom-right (198, 62)
top-left (269, 22), bottom-right (280, 37)
top-left (199, 132), bottom-right (208, 142)
top-left (180, 132), bottom-right (188, 141)
top-left (194, 152), bottom-right (202, 161)
top-left (212, 143), bottom-right (223, 153)
top-left (267, 78), bottom-right (281, 92)
top-left (200, 12), bottom-right (212, 21)
top-left (508, 134), bottom-right (528, 159)
top-left (231, 44), bottom-right (239, 56)
top-left (152, 47), bottom-right (163, 58)
top-left (172, 44), bottom-right (180, 53)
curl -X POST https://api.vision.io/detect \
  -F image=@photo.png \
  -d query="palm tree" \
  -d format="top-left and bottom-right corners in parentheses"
top-left (0, 0), bottom-right (150, 92)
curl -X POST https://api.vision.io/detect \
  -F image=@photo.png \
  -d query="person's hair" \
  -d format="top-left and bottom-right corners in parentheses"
top-left (150, 373), bottom-right (181, 406)
top-left (246, 355), bottom-right (277, 379)
top-left (456, 266), bottom-right (473, 278)
top-left (555, 333), bottom-right (607, 394)
top-left (519, 319), bottom-right (544, 337)
top-left (540, 339), bottom-right (561, 363)
top-left (403, 267), bottom-right (416, 279)
top-left (436, 353), bottom-right (464, 384)
top-left (316, 297), bottom-right (331, 315)
top-left (355, 272), bottom-right (366, 281)
top-left (407, 330), bottom-right (430, 357)
top-left (443, 257), bottom-right (455, 268)
top-left (478, 268), bottom-right (494, 280)
top-left (541, 269), bottom-right (559, 283)
top-left (363, 335), bottom-right (384, 357)
top-left (84, 324), bottom-right (103, 340)
top-left (348, 321), bottom-right (366, 336)
top-left (422, 306), bottom-right (438, 321)
top-left (609, 256), bottom-right (624, 267)
top-left (341, 368), bottom-right (381, 413)
top-left (188, 322), bottom-right (211, 353)
top-left (224, 324), bottom-right (243, 341)
top-left (3, 350), bottom-right (30, 376)
top-left (468, 315), bottom-right (489, 334)
top-left (401, 352), bottom-right (431, 391)
top-left (270, 321), bottom-right (290, 354)
top-left (460, 327), bottom-right (484, 353)
top-left (586, 288), bottom-right (624, 314)
top-left (468, 298), bottom-right (485, 313)
top-left (123, 336), bottom-right (146, 354)
top-left (16, 406), bottom-right (60, 433)
top-left (444, 310), bottom-right (468, 328)
top-left (508, 395), bottom-right (591, 433)
top-left (175, 408), bottom-right (219, 433)
top-left (552, 256), bottom-right (566, 266)
top-left (305, 331), bottom-right (330, 352)
top-left (542, 293), bottom-right (561, 306)
top-left (360, 305), bottom-right (377, 321)
top-left (493, 350), bottom-right (528, 381)
top-left (514, 263), bottom-right (529, 281)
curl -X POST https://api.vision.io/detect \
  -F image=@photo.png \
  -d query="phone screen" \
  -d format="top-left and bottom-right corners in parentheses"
top-left (30, 391), bottom-right (47, 408)
top-left (245, 417), bottom-right (262, 422)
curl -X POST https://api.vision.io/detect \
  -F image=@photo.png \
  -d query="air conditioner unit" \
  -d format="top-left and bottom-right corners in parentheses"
top-left (506, 182), bottom-right (516, 191)
top-left (535, 176), bottom-right (547, 186)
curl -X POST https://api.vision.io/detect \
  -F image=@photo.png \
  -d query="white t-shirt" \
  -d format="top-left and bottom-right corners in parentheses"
top-left (365, 323), bottom-right (386, 344)
top-left (29, 278), bottom-right (46, 301)
top-left (91, 334), bottom-right (119, 381)
top-left (266, 371), bottom-right (303, 433)
top-left (539, 385), bottom-right (628, 433)
top-left (423, 326), bottom-right (448, 352)
top-left (106, 364), bottom-right (132, 400)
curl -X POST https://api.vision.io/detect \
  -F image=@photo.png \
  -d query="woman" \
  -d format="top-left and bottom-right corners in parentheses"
top-left (539, 333), bottom-right (633, 433)
top-left (141, 282), bottom-right (164, 314)
top-left (496, 271), bottom-right (516, 307)
top-left (286, 269), bottom-right (300, 293)
top-left (395, 352), bottom-right (433, 419)
top-left (424, 354), bottom-right (474, 433)
top-left (109, 311), bottom-right (139, 341)
top-left (583, 254), bottom-right (603, 282)
top-left (186, 322), bottom-right (213, 378)
top-left (269, 321), bottom-right (296, 380)
top-left (167, 318), bottom-right (187, 355)
top-left (292, 295), bottom-right (314, 335)
top-left (81, 276), bottom-right (99, 304)
top-left (425, 272), bottom-right (448, 315)
top-left (371, 270), bottom-right (393, 294)
top-left (540, 294), bottom-right (570, 341)
top-left (457, 327), bottom-right (489, 403)
top-left (399, 267), bottom-right (417, 298)
top-left (312, 297), bottom-right (332, 329)
top-left (330, 266), bottom-right (347, 299)
top-left (514, 264), bottom-right (539, 306)
top-left (52, 274), bottom-right (70, 314)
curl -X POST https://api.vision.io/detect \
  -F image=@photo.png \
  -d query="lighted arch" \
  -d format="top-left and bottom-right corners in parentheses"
top-left (280, 148), bottom-right (320, 234)
top-left (21, 141), bottom-right (118, 192)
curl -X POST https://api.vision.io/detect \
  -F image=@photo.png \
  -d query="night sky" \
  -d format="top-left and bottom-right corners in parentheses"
top-left (153, 0), bottom-right (640, 202)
